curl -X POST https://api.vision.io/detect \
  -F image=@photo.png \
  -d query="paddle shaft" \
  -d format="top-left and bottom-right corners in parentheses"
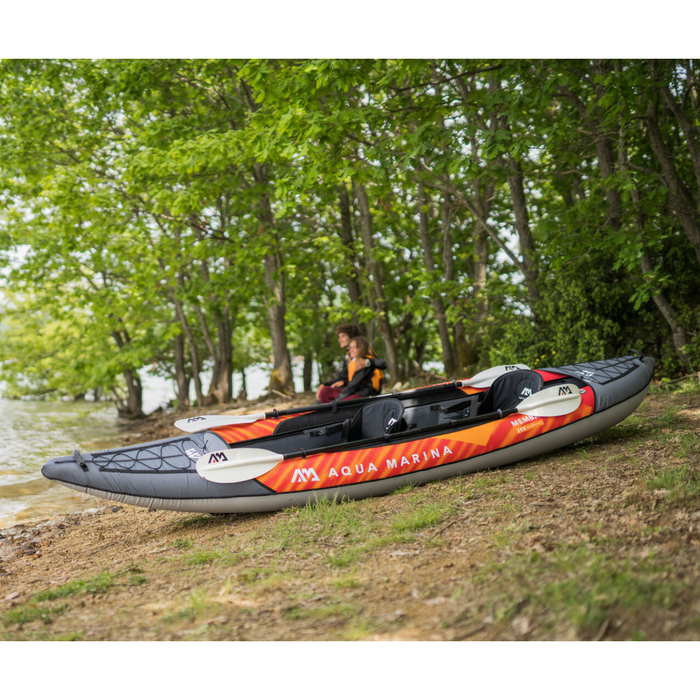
top-left (260, 380), bottom-right (474, 422)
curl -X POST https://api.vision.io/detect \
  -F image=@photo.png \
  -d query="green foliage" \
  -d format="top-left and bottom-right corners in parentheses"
top-left (2, 58), bottom-right (700, 408)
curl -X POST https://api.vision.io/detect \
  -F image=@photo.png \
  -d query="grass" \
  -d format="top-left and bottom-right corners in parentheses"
top-left (2, 570), bottom-right (134, 630)
top-left (162, 591), bottom-right (221, 624)
top-left (475, 542), bottom-right (691, 637)
top-left (172, 514), bottom-right (230, 530)
top-left (186, 550), bottom-right (222, 566)
top-left (283, 602), bottom-right (358, 621)
top-left (333, 576), bottom-right (362, 589)
top-left (3, 604), bottom-right (68, 627)
top-left (327, 548), bottom-right (363, 569)
top-left (31, 572), bottom-right (115, 602)
top-left (390, 483), bottom-right (416, 495)
top-left (391, 503), bottom-right (452, 532)
top-left (646, 464), bottom-right (700, 504)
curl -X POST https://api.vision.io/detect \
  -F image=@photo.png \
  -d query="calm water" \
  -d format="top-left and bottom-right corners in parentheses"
top-left (0, 362), bottom-right (320, 528)
top-left (0, 398), bottom-right (124, 528)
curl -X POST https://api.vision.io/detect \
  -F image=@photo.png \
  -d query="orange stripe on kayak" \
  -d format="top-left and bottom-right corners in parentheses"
top-left (256, 387), bottom-right (594, 493)
top-left (213, 418), bottom-right (286, 444)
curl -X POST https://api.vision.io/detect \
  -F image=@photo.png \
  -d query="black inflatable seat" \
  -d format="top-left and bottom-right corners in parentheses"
top-left (477, 369), bottom-right (544, 416)
top-left (349, 398), bottom-right (406, 440)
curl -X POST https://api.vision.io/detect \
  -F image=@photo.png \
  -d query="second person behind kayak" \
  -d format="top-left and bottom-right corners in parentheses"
top-left (336, 335), bottom-right (386, 401)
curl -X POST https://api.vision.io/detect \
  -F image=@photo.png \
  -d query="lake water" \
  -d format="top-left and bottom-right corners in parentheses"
top-left (0, 398), bottom-right (124, 528)
top-left (0, 362), bottom-right (320, 527)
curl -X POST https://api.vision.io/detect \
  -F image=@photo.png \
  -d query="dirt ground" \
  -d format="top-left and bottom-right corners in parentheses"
top-left (2, 381), bottom-right (700, 641)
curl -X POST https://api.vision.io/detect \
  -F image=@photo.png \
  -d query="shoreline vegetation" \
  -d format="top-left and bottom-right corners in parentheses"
top-left (2, 379), bottom-right (699, 641)
top-left (2, 60), bottom-right (700, 420)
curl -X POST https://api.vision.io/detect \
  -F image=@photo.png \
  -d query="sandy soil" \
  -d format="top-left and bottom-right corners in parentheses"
top-left (2, 383), bottom-right (700, 641)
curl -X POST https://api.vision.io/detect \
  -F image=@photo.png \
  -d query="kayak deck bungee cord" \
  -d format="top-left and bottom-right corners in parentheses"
top-left (41, 354), bottom-right (655, 514)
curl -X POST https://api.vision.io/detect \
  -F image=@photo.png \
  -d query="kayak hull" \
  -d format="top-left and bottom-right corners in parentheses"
top-left (43, 355), bottom-right (654, 514)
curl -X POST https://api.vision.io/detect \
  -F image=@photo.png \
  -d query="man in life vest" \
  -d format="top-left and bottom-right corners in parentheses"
top-left (315, 323), bottom-right (360, 403)
top-left (336, 336), bottom-right (386, 401)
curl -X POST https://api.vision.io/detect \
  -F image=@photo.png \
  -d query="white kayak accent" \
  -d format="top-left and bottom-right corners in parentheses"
top-left (195, 448), bottom-right (284, 484)
top-left (174, 412), bottom-right (266, 433)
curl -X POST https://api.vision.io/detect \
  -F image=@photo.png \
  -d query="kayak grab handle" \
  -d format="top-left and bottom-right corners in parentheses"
top-left (73, 449), bottom-right (89, 472)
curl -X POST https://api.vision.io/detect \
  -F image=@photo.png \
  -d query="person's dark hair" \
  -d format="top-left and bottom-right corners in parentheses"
top-left (350, 335), bottom-right (370, 358)
top-left (335, 323), bottom-right (360, 338)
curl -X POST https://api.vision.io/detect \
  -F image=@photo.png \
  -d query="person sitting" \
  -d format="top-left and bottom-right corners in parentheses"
top-left (336, 336), bottom-right (387, 401)
top-left (316, 323), bottom-right (360, 403)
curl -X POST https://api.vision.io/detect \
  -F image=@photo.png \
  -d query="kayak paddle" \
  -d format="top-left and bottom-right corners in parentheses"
top-left (195, 382), bottom-right (582, 484)
top-left (175, 363), bottom-right (530, 433)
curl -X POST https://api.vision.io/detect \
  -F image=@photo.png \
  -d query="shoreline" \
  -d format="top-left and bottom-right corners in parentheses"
top-left (1, 390), bottom-right (316, 535)
top-left (2, 382), bottom-right (699, 641)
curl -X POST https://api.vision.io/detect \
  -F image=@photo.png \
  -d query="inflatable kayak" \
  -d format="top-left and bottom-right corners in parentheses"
top-left (41, 353), bottom-right (655, 514)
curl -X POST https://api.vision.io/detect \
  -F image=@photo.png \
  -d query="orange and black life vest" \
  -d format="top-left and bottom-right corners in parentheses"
top-left (347, 357), bottom-right (384, 392)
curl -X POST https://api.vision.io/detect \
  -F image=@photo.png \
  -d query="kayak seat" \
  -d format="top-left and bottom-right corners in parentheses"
top-left (349, 399), bottom-right (406, 440)
top-left (403, 396), bottom-right (477, 430)
top-left (477, 370), bottom-right (544, 415)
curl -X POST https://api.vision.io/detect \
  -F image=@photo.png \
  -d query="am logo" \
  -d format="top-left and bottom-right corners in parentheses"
top-left (207, 452), bottom-right (229, 464)
top-left (292, 468), bottom-right (320, 483)
top-left (187, 416), bottom-right (207, 423)
top-left (558, 385), bottom-right (573, 396)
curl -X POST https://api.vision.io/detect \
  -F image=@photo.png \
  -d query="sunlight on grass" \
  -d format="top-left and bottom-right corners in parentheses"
top-left (476, 543), bottom-right (689, 636)
top-left (31, 572), bottom-right (115, 602)
top-left (2, 604), bottom-right (67, 627)
top-left (392, 503), bottom-right (452, 532)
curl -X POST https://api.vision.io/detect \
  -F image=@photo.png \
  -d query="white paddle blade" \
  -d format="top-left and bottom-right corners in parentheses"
top-left (518, 383), bottom-right (582, 417)
top-left (463, 364), bottom-right (531, 389)
top-left (195, 448), bottom-right (284, 484)
top-left (175, 412), bottom-right (267, 433)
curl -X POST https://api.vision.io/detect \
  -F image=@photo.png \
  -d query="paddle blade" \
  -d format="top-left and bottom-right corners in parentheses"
top-left (463, 364), bottom-right (530, 389)
top-left (195, 447), bottom-right (284, 484)
top-left (175, 412), bottom-right (267, 433)
top-left (517, 383), bottom-right (582, 417)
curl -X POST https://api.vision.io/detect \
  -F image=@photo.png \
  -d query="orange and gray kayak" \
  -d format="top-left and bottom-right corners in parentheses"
top-left (41, 354), bottom-right (654, 514)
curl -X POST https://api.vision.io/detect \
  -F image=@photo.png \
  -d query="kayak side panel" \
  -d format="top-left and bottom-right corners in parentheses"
top-left (55, 383), bottom-right (649, 514)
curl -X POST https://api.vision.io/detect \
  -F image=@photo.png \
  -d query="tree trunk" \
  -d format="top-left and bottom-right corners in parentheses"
top-left (194, 258), bottom-right (234, 405)
top-left (337, 184), bottom-right (363, 315)
top-left (173, 331), bottom-right (190, 408)
top-left (238, 367), bottom-right (248, 401)
top-left (417, 183), bottom-right (457, 376)
top-left (646, 95), bottom-right (700, 267)
top-left (655, 61), bottom-right (700, 196)
top-left (263, 245), bottom-right (294, 395)
top-left (123, 368), bottom-right (144, 418)
top-left (558, 72), bottom-right (623, 229)
top-left (303, 351), bottom-right (313, 392)
top-left (619, 139), bottom-right (693, 370)
top-left (506, 155), bottom-right (540, 303)
top-left (206, 309), bottom-right (233, 404)
top-left (254, 166), bottom-right (294, 395)
top-left (440, 197), bottom-right (463, 374)
top-left (353, 181), bottom-right (401, 382)
top-left (173, 295), bottom-right (205, 406)
top-left (111, 329), bottom-right (144, 418)
top-left (639, 250), bottom-right (692, 369)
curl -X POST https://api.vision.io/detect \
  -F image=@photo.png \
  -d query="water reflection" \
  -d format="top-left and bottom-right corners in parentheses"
top-left (0, 398), bottom-right (123, 527)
